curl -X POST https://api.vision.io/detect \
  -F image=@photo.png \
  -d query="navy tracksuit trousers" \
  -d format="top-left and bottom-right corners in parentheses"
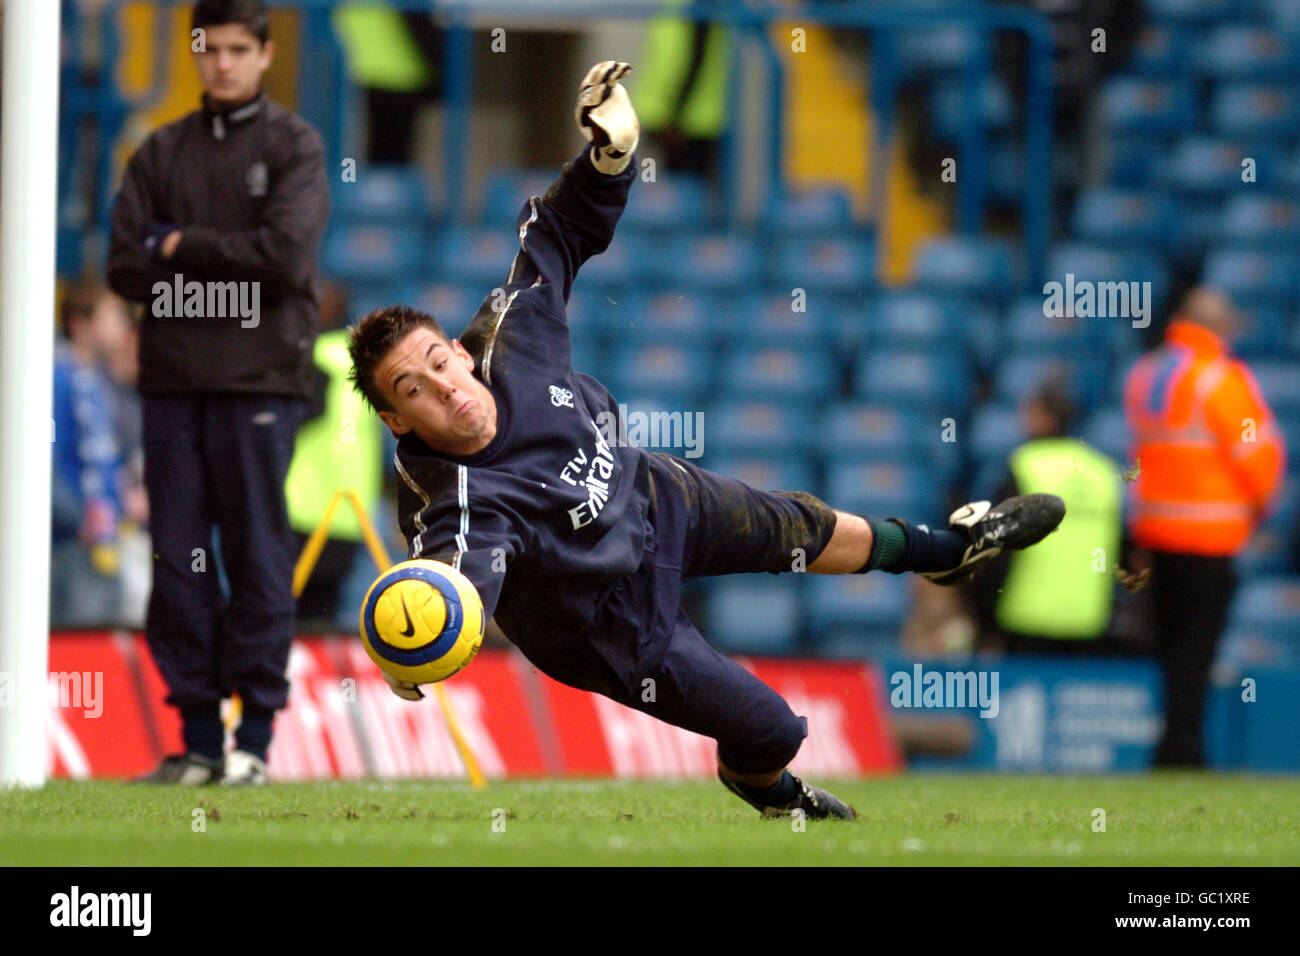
top-left (142, 393), bottom-right (304, 714)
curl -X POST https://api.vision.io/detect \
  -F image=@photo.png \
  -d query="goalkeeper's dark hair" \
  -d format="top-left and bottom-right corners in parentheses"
top-left (191, 0), bottom-right (270, 45)
top-left (348, 305), bottom-right (452, 414)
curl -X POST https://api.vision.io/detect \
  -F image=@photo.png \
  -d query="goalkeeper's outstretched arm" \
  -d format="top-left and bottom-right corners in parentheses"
top-left (495, 61), bottom-right (641, 316)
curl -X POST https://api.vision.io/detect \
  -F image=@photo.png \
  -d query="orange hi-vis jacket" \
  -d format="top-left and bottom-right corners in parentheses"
top-left (1124, 320), bottom-right (1286, 555)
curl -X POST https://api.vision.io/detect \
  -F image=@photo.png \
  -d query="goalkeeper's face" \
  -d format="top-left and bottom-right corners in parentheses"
top-left (374, 327), bottom-right (497, 456)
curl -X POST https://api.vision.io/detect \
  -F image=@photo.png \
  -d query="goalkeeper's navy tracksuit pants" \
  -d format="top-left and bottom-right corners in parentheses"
top-left (512, 452), bottom-right (839, 775)
top-left (142, 393), bottom-right (304, 714)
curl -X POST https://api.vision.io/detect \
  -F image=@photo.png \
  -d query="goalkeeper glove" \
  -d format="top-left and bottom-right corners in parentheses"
top-left (382, 668), bottom-right (424, 702)
top-left (575, 60), bottom-right (639, 175)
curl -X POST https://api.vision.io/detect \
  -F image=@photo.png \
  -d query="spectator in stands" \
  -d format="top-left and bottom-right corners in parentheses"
top-left (96, 294), bottom-right (152, 628)
top-left (285, 282), bottom-right (384, 631)
top-left (52, 284), bottom-right (124, 629)
top-left (106, 0), bottom-right (329, 786)
top-left (1124, 286), bottom-right (1287, 767)
top-left (968, 383), bottom-right (1125, 654)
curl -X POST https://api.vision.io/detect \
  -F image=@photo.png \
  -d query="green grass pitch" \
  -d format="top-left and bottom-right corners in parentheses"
top-left (2, 775), bottom-right (1297, 866)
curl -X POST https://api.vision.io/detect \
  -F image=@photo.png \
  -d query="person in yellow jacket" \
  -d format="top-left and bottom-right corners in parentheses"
top-left (1124, 287), bottom-right (1286, 767)
top-left (334, 5), bottom-right (442, 163)
top-left (286, 283), bottom-right (384, 628)
top-left (635, 0), bottom-right (730, 179)
top-left (969, 384), bottom-right (1126, 655)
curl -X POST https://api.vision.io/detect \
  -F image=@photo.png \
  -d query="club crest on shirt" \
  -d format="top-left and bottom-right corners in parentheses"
top-left (247, 162), bottom-right (269, 197)
top-left (549, 385), bottom-right (574, 408)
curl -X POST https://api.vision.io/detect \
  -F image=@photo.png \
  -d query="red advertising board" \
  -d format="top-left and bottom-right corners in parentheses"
top-left (45, 632), bottom-right (899, 780)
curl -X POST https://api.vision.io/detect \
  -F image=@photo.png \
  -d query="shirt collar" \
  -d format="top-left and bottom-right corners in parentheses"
top-left (201, 91), bottom-right (265, 140)
top-left (1165, 319), bottom-right (1227, 357)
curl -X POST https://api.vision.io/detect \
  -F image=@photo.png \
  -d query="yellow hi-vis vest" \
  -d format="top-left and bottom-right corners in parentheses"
top-left (333, 6), bottom-right (431, 93)
top-left (635, 0), bottom-right (731, 138)
top-left (285, 329), bottom-right (383, 542)
top-left (995, 438), bottom-right (1122, 639)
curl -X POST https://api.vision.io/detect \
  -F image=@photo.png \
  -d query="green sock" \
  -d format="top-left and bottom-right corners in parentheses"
top-left (860, 517), bottom-right (906, 573)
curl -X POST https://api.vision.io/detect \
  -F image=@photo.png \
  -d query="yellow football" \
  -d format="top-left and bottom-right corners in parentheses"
top-left (359, 559), bottom-right (485, 685)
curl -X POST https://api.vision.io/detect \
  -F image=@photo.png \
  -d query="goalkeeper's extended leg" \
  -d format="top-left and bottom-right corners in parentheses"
top-left (809, 495), bottom-right (1067, 585)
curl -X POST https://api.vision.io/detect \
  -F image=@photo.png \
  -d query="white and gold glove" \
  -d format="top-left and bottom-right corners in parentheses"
top-left (382, 668), bottom-right (425, 702)
top-left (575, 60), bottom-right (639, 175)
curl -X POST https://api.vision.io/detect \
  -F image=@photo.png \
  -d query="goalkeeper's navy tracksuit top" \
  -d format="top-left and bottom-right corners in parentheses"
top-left (394, 145), bottom-right (653, 644)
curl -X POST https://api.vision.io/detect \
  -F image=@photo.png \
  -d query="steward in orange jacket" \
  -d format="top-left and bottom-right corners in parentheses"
top-left (1123, 287), bottom-right (1286, 767)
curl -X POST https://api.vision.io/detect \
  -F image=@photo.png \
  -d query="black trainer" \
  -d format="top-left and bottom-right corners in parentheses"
top-left (718, 769), bottom-right (857, 820)
top-left (135, 752), bottom-right (223, 785)
top-left (921, 493), bottom-right (1067, 586)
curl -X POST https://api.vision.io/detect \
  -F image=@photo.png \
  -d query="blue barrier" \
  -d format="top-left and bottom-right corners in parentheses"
top-left (876, 654), bottom-right (1300, 773)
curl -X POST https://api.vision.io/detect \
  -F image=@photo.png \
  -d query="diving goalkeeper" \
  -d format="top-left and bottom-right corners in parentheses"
top-left (348, 62), bottom-right (1065, 819)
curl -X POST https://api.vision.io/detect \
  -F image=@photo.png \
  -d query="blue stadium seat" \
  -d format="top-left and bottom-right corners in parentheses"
top-left (970, 402), bottom-right (1025, 466)
top-left (748, 290), bottom-right (834, 350)
top-left (1195, 27), bottom-right (1299, 79)
top-left (1081, 405), bottom-right (1132, 464)
top-left (913, 237), bottom-right (1022, 297)
top-left (322, 223), bottom-right (423, 285)
top-left (1098, 133), bottom-right (1178, 186)
top-left (760, 186), bottom-right (854, 235)
top-left (1216, 626), bottom-right (1300, 670)
top-left (617, 290), bottom-right (713, 349)
top-left (579, 232), bottom-right (655, 291)
top-left (1217, 196), bottom-right (1300, 246)
top-left (708, 456), bottom-right (816, 495)
top-left (824, 461), bottom-right (942, 517)
top-left (774, 235), bottom-right (875, 295)
top-left (1098, 78), bottom-right (1196, 134)
top-left (705, 579), bottom-right (801, 653)
top-left (608, 343), bottom-right (708, 404)
top-left (868, 293), bottom-right (962, 350)
top-left (1203, 249), bottom-right (1296, 309)
top-left (332, 166), bottom-right (435, 225)
top-left (428, 226), bottom-right (514, 286)
top-left (718, 346), bottom-right (838, 403)
top-left (855, 349), bottom-right (972, 410)
top-left (480, 167), bottom-right (558, 225)
top-left (993, 355), bottom-right (1109, 409)
top-left (1251, 360), bottom-right (1300, 417)
top-left (817, 403), bottom-right (928, 460)
top-left (1228, 576), bottom-right (1300, 635)
top-left (621, 173), bottom-right (713, 232)
top-left (706, 400), bottom-right (815, 457)
top-left (654, 233), bottom-right (760, 292)
top-left (1211, 84), bottom-right (1300, 141)
top-left (808, 573), bottom-right (909, 633)
top-left (930, 77), bottom-right (1015, 141)
top-left (1072, 189), bottom-right (1178, 249)
top-left (1005, 296), bottom-right (1094, 354)
top-left (398, 282), bottom-right (482, 331)
top-left (1128, 23), bottom-right (1193, 75)
top-left (1159, 137), bottom-right (1282, 196)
